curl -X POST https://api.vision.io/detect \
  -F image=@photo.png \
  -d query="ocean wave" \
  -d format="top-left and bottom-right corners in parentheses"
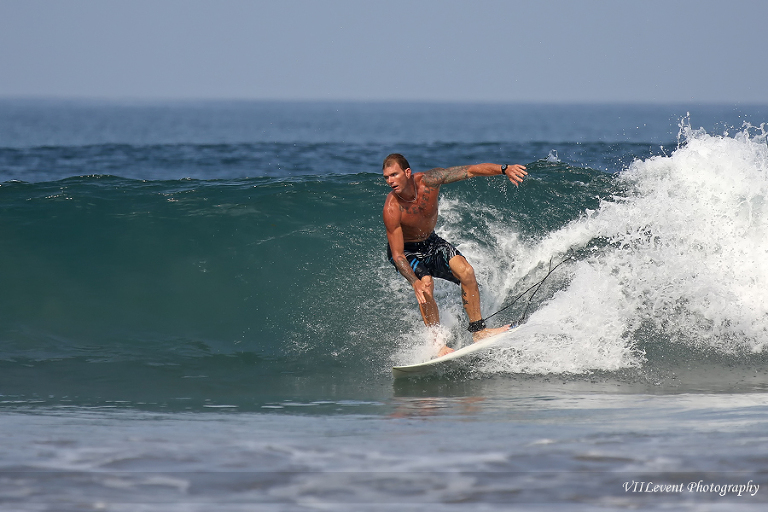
top-left (2, 126), bottom-right (768, 406)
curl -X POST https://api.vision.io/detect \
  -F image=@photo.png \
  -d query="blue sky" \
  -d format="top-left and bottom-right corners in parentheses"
top-left (1, 0), bottom-right (766, 103)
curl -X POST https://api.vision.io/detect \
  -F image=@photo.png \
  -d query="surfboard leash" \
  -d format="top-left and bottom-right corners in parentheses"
top-left (484, 251), bottom-right (574, 326)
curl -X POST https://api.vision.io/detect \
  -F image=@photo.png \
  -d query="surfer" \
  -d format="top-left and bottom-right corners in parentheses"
top-left (382, 153), bottom-right (527, 357)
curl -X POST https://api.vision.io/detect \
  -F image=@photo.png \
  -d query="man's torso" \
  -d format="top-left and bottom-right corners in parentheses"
top-left (389, 174), bottom-right (440, 242)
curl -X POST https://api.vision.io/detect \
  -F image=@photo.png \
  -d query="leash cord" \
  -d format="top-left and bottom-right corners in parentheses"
top-left (485, 252), bottom-right (573, 326)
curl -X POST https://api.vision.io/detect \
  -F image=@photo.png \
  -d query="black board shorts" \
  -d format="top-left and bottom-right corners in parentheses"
top-left (386, 232), bottom-right (462, 285)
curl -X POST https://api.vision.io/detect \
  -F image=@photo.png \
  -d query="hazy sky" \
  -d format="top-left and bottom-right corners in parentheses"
top-left (1, 0), bottom-right (766, 103)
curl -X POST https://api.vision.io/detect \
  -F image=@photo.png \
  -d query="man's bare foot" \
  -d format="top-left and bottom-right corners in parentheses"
top-left (472, 324), bottom-right (511, 342)
top-left (436, 345), bottom-right (455, 357)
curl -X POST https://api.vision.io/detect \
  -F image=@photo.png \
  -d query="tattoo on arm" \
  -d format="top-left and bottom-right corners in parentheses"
top-left (424, 165), bottom-right (470, 186)
top-left (394, 255), bottom-right (419, 285)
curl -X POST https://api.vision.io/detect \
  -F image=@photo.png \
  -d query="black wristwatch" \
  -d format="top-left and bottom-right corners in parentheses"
top-left (500, 164), bottom-right (508, 176)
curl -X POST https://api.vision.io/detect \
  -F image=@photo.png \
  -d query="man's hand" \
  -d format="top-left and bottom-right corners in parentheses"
top-left (412, 279), bottom-right (430, 305)
top-left (503, 164), bottom-right (527, 186)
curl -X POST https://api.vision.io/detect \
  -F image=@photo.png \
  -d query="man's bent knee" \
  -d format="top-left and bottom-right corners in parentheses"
top-left (449, 256), bottom-right (477, 285)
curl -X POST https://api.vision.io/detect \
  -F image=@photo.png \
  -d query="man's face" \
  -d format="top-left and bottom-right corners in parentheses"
top-left (383, 163), bottom-right (411, 195)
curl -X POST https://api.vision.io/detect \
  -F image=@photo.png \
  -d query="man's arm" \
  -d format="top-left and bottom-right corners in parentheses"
top-left (383, 199), bottom-right (429, 304)
top-left (423, 163), bottom-right (527, 186)
top-left (386, 225), bottom-right (418, 286)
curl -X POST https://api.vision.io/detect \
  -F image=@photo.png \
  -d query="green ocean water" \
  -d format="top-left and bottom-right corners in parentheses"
top-left (0, 159), bottom-right (623, 408)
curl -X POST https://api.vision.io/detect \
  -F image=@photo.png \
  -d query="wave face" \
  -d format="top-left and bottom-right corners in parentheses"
top-left (2, 102), bottom-right (768, 408)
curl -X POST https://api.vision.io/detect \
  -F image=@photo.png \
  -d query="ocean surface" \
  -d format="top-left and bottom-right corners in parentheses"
top-left (2, 99), bottom-right (768, 510)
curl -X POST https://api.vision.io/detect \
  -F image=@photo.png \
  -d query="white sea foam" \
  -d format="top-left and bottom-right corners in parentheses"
top-left (497, 122), bottom-right (768, 374)
top-left (430, 122), bottom-right (767, 376)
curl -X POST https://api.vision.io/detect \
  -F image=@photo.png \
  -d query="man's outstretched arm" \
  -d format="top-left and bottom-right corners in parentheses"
top-left (423, 163), bottom-right (527, 186)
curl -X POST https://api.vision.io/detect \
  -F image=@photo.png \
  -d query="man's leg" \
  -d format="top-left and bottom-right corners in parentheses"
top-left (449, 255), bottom-right (510, 341)
top-left (417, 276), bottom-right (454, 358)
top-left (417, 275), bottom-right (439, 327)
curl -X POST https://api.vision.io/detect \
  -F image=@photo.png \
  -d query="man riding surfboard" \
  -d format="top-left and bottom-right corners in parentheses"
top-left (382, 153), bottom-right (527, 356)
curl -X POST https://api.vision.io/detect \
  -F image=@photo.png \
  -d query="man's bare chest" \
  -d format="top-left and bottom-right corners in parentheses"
top-left (398, 188), bottom-right (439, 231)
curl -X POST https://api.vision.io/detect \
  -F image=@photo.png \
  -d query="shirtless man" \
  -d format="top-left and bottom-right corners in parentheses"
top-left (382, 153), bottom-right (527, 357)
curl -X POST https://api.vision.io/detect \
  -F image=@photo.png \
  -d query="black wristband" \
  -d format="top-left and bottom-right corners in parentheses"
top-left (500, 164), bottom-right (508, 176)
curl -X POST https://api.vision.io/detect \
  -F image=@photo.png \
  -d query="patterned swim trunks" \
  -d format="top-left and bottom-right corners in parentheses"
top-left (386, 232), bottom-right (462, 285)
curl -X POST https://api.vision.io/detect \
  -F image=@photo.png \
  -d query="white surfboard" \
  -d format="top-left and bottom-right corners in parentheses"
top-left (392, 324), bottom-right (526, 378)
